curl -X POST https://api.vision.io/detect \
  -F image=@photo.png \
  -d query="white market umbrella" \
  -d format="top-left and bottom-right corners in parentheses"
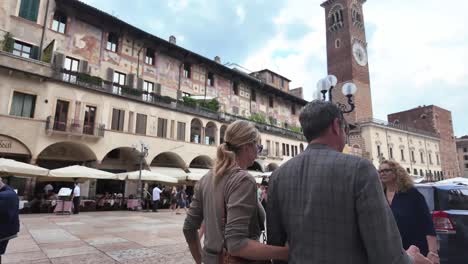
top-left (117, 170), bottom-right (178, 183)
top-left (0, 158), bottom-right (49, 177)
top-left (187, 168), bottom-right (211, 181)
top-left (48, 165), bottom-right (117, 180)
top-left (435, 177), bottom-right (468, 185)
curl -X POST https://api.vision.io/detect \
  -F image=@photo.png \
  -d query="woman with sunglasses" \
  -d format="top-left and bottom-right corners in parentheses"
top-left (379, 160), bottom-right (439, 264)
top-left (183, 120), bottom-right (288, 264)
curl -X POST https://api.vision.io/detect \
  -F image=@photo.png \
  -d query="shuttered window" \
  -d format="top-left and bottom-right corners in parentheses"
top-left (111, 109), bottom-right (125, 131)
top-left (157, 118), bottom-right (167, 138)
top-left (177, 122), bottom-right (186, 141)
top-left (19, 0), bottom-right (40, 22)
top-left (10, 92), bottom-right (36, 118)
top-left (135, 114), bottom-right (147, 135)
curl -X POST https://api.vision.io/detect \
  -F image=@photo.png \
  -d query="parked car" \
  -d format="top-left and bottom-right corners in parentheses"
top-left (415, 183), bottom-right (468, 264)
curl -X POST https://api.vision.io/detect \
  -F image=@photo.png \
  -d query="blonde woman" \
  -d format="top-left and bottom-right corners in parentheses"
top-left (379, 160), bottom-right (439, 264)
top-left (183, 120), bottom-right (288, 264)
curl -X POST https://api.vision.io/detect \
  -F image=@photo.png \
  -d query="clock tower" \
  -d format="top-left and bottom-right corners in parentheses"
top-left (321, 0), bottom-right (373, 124)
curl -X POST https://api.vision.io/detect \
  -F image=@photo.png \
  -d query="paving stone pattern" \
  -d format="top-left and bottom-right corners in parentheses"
top-left (2, 210), bottom-right (192, 264)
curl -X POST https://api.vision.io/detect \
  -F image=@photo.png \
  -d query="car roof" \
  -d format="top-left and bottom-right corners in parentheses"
top-left (415, 183), bottom-right (468, 190)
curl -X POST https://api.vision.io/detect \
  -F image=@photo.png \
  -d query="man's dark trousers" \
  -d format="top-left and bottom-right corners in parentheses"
top-left (73, 197), bottom-right (80, 214)
top-left (152, 200), bottom-right (159, 212)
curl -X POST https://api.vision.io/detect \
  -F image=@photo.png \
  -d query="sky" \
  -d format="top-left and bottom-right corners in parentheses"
top-left (81, 0), bottom-right (468, 137)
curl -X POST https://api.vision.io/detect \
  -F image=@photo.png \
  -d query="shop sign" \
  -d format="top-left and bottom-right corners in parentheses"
top-left (0, 140), bottom-right (12, 149)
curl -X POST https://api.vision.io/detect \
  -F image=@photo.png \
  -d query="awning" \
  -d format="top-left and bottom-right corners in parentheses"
top-left (150, 167), bottom-right (187, 181)
top-left (48, 165), bottom-right (117, 180)
top-left (187, 168), bottom-right (210, 181)
top-left (117, 170), bottom-right (178, 183)
top-left (248, 171), bottom-right (272, 177)
top-left (0, 158), bottom-right (49, 177)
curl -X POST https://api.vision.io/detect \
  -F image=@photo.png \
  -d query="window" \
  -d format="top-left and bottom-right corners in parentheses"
top-left (389, 147), bottom-right (393, 159)
top-left (282, 143), bottom-right (286, 156)
top-left (83, 105), bottom-right (96, 135)
top-left (233, 82), bottom-right (239, 95)
top-left (420, 169), bottom-right (423, 176)
top-left (145, 48), bottom-right (154, 65)
top-left (420, 152), bottom-right (424, 163)
top-left (266, 140), bottom-right (271, 156)
top-left (53, 100), bottom-right (69, 131)
top-left (464, 155), bottom-right (468, 161)
top-left (143, 81), bottom-right (154, 102)
top-left (106, 33), bottom-right (119, 52)
top-left (377, 145), bottom-right (381, 157)
top-left (291, 105), bottom-right (296, 115)
top-left (63, 56), bottom-right (79, 82)
top-left (251, 90), bottom-right (256, 102)
top-left (177, 122), bottom-right (186, 141)
top-left (135, 114), bottom-right (147, 135)
top-left (414, 169), bottom-right (418, 175)
top-left (269, 96), bottom-right (274, 107)
top-left (157, 118), bottom-right (167, 138)
top-left (465, 164), bottom-right (468, 169)
top-left (275, 142), bottom-right (280, 157)
top-left (411, 151), bottom-right (415, 162)
top-left (207, 72), bottom-right (214, 86)
top-left (19, 0), bottom-right (40, 22)
top-left (436, 154), bottom-right (440, 165)
top-left (286, 144), bottom-right (290, 156)
top-left (400, 149), bottom-right (405, 161)
top-left (111, 109), bottom-right (125, 131)
top-left (464, 148), bottom-right (467, 153)
top-left (170, 120), bottom-right (175, 139)
top-left (52, 12), bottom-right (67, 33)
top-left (281, 78), bottom-right (285, 88)
top-left (406, 168), bottom-right (411, 173)
top-left (12, 41), bottom-right (37, 59)
top-left (112, 71), bottom-right (126, 95)
top-left (183, 63), bottom-right (191, 78)
top-left (9, 92), bottom-right (36, 118)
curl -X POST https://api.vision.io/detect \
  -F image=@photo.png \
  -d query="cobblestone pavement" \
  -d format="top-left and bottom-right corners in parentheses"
top-left (2, 210), bottom-right (193, 264)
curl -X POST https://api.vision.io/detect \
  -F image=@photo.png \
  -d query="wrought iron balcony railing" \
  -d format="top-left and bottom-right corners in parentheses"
top-left (45, 116), bottom-right (105, 137)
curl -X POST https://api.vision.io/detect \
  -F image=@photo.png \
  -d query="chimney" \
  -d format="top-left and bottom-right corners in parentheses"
top-left (214, 56), bottom-right (221, 63)
top-left (169, 35), bottom-right (176, 45)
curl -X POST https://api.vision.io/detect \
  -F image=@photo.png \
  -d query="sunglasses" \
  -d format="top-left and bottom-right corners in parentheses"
top-left (378, 168), bottom-right (393, 174)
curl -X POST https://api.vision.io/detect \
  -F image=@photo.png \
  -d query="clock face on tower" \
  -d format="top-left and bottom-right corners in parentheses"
top-left (352, 42), bottom-right (368, 66)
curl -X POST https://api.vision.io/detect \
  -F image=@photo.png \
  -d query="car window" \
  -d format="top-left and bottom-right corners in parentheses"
top-left (416, 187), bottom-right (435, 211)
top-left (436, 187), bottom-right (468, 211)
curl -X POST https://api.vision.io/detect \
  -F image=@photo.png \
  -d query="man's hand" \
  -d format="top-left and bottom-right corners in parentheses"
top-left (427, 251), bottom-right (439, 264)
top-left (406, 245), bottom-right (434, 264)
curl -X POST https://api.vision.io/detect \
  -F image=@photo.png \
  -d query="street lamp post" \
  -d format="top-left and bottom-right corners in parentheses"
top-left (132, 142), bottom-right (149, 207)
top-left (316, 74), bottom-right (358, 113)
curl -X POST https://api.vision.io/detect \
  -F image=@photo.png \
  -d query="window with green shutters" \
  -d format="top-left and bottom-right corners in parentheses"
top-left (10, 91), bottom-right (36, 118)
top-left (19, 0), bottom-right (40, 22)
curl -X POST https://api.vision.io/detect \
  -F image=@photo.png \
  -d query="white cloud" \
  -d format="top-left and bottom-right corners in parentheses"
top-left (243, 0), bottom-right (468, 136)
top-left (236, 5), bottom-right (246, 24)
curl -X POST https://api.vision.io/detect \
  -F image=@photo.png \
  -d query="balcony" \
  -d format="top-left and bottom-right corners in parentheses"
top-left (45, 116), bottom-right (105, 138)
top-left (52, 69), bottom-right (305, 141)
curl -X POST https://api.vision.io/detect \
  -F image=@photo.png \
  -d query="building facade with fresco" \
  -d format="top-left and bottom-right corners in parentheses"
top-left (0, 0), bottom-right (308, 198)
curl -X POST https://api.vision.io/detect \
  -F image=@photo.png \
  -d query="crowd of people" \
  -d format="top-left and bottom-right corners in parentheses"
top-left (183, 100), bottom-right (440, 264)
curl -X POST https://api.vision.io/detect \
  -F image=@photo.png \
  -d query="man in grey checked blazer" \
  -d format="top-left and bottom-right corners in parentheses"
top-left (267, 100), bottom-right (432, 264)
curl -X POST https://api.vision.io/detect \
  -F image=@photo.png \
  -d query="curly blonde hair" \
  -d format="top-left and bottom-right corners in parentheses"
top-left (380, 160), bottom-right (414, 192)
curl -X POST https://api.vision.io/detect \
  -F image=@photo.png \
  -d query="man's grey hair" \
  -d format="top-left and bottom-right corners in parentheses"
top-left (299, 100), bottom-right (343, 142)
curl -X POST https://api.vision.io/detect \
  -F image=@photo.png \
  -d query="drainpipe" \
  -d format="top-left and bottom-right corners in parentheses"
top-left (39, 0), bottom-right (50, 60)
top-left (136, 45), bottom-right (144, 78)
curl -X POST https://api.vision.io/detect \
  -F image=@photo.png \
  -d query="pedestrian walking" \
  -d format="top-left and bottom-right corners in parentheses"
top-left (266, 100), bottom-right (432, 264)
top-left (71, 182), bottom-right (80, 214)
top-left (175, 185), bottom-right (187, 215)
top-left (0, 177), bottom-right (20, 263)
top-left (170, 186), bottom-right (178, 213)
top-left (183, 120), bottom-right (287, 264)
top-left (152, 184), bottom-right (162, 212)
top-left (379, 160), bottom-right (439, 263)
